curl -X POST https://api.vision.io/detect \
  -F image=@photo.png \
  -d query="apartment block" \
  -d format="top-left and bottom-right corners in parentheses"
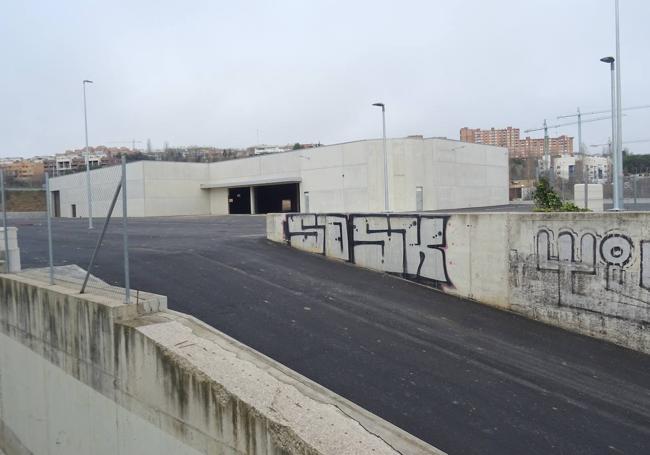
top-left (460, 127), bottom-right (573, 159)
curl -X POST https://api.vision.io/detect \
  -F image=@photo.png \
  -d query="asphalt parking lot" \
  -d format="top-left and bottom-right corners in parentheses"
top-left (14, 215), bottom-right (650, 455)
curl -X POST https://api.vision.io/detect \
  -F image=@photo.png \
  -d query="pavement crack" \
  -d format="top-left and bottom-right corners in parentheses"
top-left (332, 404), bottom-right (405, 455)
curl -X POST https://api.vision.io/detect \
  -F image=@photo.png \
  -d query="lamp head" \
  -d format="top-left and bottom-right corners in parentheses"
top-left (83, 80), bottom-right (93, 84)
top-left (600, 56), bottom-right (615, 64)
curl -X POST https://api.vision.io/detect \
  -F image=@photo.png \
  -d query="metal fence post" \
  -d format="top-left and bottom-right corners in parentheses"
top-left (121, 156), bottom-right (130, 303)
top-left (0, 170), bottom-right (10, 273)
top-left (45, 173), bottom-right (54, 284)
top-left (80, 180), bottom-right (121, 294)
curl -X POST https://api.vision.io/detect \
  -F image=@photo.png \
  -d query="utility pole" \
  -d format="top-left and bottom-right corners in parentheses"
top-left (576, 108), bottom-right (588, 208)
top-left (543, 119), bottom-right (550, 181)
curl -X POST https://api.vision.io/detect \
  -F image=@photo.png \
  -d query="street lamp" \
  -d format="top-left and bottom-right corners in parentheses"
top-left (614, 0), bottom-right (624, 209)
top-left (600, 57), bottom-right (620, 210)
top-left (83, 79), bottom-right (94, 228)
top-left (372, 102), bottom-right (389, 211)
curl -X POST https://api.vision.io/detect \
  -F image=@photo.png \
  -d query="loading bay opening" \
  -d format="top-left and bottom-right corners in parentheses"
top-left (228, 187), bottom-right (251, 214)
top-left (227, 183), bottom-right (299, 215)
top-left (254, 183), bottom-right (299, 214)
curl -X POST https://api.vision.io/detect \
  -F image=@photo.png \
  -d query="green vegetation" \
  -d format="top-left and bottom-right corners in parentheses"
top-left (532, 178), bottom-right (589, 212)
top-left (623, 152), bottom-right (650, 174)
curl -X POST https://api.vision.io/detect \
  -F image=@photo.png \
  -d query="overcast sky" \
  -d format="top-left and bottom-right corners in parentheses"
top-left (2, 0), bottom-right (649, 157)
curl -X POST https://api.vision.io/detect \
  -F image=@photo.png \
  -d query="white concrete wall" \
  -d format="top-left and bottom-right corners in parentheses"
top-left (49, 162), bottom-right (146, 217)
top-left (206, 141), bottom-right (381, 213)
top-left (207, 138), bottom-right (507, 214)
top-left (0, 331), bottom-right (204, 455)
top-left (426, 140), bottom-right (509, 210)
top-left (297, 140), bottom-right (382, 212)
top-left (50, 138), bottom-right (508, 217)
top-left (269, 211), bottom-right (650, 354)
top-left (209, 187), bottom-right (229, 215)
top-left (0, 273), bottom-right (442, 455)
top-left (142, 162), bottom-right (210, 216)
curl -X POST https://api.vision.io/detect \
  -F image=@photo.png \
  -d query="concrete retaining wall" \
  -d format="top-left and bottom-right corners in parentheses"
top-left (268, 212), bottom-right (650, 354)
top-left (0, 271), bottom-right (442, 455)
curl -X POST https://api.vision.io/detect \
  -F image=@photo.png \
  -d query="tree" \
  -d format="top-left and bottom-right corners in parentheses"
top-left (292, 143), bottom-right (303, 150)
top-left (623, 153), bottom-right (650, 174)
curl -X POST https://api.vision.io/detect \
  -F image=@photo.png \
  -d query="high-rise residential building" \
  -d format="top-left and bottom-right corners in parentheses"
top-left (460, 127), bottom-right (573, 159)
top-left (460, 127), bottom-right (520, 150)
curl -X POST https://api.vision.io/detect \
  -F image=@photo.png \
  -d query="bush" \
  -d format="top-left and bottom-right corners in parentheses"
top-left (532, 178), bottom-right (589, 212)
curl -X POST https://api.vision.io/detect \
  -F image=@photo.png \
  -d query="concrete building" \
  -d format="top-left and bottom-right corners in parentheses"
top-left (584, 155), bottom-right (610, 183)
top-left (460, 126), bottom-right (573, 159)
top-left (253, 145), bottom-right (290, 155)
top-left (553, 155), bottom-right (610, 183)
top-left (48, 137), bottom-right (509, 217)
top-left (553, 155), bottom-right (576, 180)
top-left (1, 159), bottom-right (45, 182)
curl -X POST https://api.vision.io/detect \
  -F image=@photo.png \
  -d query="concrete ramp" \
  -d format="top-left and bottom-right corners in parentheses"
top-left (0, 269), bottom-right (443, 455)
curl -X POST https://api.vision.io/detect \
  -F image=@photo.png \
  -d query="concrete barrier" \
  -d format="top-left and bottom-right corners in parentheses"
top-left (574, 184), bottom-right (604, 211)
top-left (0, 228), bottom-right (20, 273)
top-left (268, 212), bottom-right (650, 354)
top-left (0, 270), bottom-right (443, 455)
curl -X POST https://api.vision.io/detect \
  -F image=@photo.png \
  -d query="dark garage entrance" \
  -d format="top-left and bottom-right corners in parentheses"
top-left (254, 183), bottom-right (299, 214)
top-left (228, 187), bottom-right (251, 214)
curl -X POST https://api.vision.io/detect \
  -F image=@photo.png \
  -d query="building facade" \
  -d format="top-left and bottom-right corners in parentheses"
top-left (48, 137), bottom-right (509, 218)
top-left (2, 160), bottom-right (45, 181)
top-left (460, 127), bottom-right (573, 159)
top-left (553, 155), bottom-right (610, 183)
top-left (553, 155), bottom-right (576, 180)
top-left (584, 156), bottom-right (610, 183)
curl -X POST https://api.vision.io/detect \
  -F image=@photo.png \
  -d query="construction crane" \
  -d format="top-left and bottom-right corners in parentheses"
top-left (559, 104), bottom-right (650, 120)
top-left (557, 105), bottom-right (650, 156)
top-left (107, 140), bottom-right (143, 152)
top-left (524, 115), bottom-right (614, 178)
top-left (590, 138), bottom-right (650, 147)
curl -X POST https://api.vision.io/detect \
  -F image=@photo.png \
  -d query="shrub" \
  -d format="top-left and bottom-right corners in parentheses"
top-left (532, 178), bottom-right (589, 212)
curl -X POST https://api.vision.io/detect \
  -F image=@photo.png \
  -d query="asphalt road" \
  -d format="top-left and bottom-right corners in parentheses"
top-left (14, 215), bottom-right (650, 455)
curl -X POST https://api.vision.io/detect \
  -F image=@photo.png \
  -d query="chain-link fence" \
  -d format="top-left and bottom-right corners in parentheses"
top-left (1, 156), bottom-right (131, 302)
top-left (512, 155), bottom-right (650, 209)
top-left (540, 175), bottom-right (650, 208)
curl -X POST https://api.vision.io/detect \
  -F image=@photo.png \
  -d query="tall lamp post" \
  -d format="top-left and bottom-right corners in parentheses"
top-left (83, 79), bottom-right (94, 228)
top-left (614, 0), bottom-right (624, 209)
top-left (372, 102), bottom-right (389, 212)
top-left (600, 57), bottom-right (620, 210)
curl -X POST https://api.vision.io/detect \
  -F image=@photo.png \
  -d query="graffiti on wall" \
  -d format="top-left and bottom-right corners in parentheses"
top-left (284, 214), bottom-right (451, 286)
top-left (530, 227), bottom-right (650, 322)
